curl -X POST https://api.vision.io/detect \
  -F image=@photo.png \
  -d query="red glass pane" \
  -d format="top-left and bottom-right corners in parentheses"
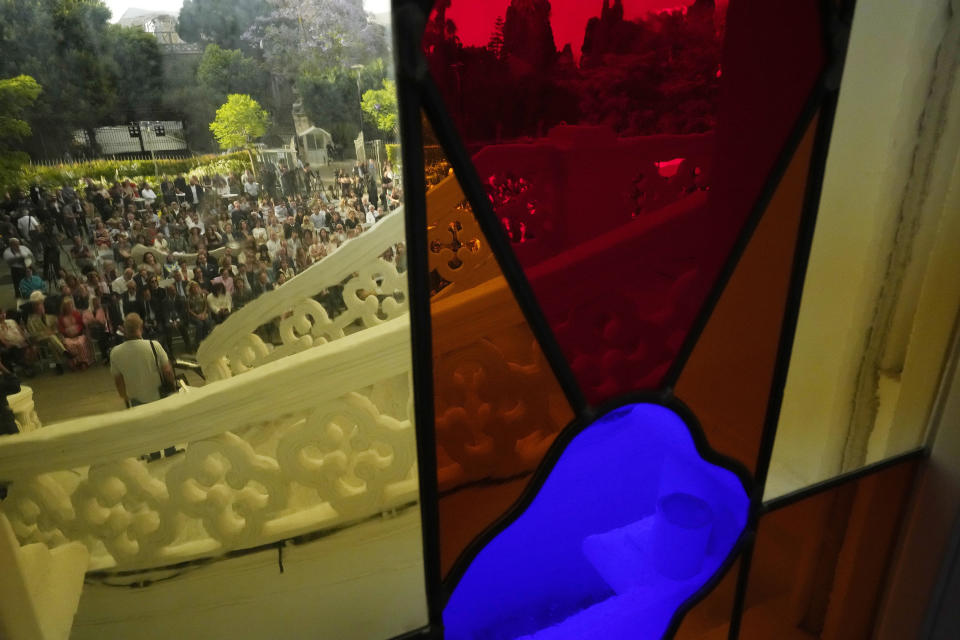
top-left (741, 459), bottom-right (919, 639)
top-left (675, 114), bottom-right (818, 470)
top-left (424, 0), bottom-right (826, 404)
top-left (426, 134), bottom-right (575, 578)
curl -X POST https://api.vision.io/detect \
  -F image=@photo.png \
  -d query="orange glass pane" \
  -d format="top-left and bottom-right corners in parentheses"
top-left (740, 460), bottom-right (919, 639)
top-left (426, 138), bottom-right (575, 579)
top-left (673, 558), bottom-right (741, 640)
top-left (674, 114), bottom-right (818, 471)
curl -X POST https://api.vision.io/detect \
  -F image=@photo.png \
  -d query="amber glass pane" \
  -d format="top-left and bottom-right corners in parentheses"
top-left (673, 559), bottom-right (741, 640)
top-left (426, 136), bottom-right (575, 578)
top-left (741, 460), bottom-right (919, 639)
top-left (674, 114), bottom-right (817, 471)
top-left (424, 0), bottom-right (825, 405)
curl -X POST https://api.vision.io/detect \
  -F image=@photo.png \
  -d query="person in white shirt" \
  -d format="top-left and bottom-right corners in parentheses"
top-left (111, 313), bottom-right (174, 407)
top-left (365, 207), bottom-right (377, 225)
top-left (111, 268), bottom-right (135, 296)
top-left (153, 233), bottom-right (169, 252)
top-left (243, 173), bottom-right (259, 197)
top-left (206, 282), bottom-right (232, 323)
top-left (265, 232), bottom-right (282, 261)
top-left (16, 213), bottom-right (40, 239)
top-left (141, 184), bottom-right (157, 204)
top-left (3, 238), bottom-right (34, 295)
top-left (252, 221), bottom-right (268, 246)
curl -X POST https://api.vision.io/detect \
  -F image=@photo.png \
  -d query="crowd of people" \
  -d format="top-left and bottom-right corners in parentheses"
top-left (0, 157), bottom-right (404, 378)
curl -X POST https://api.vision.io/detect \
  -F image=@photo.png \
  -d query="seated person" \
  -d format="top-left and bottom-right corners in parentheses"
top-left (186, 281), bottom-right (213, 344)
top-left (70, 236), bottom-right (94, 272)
top-left (57, 297), bottom-right (94, 370)
top-left (82, 296), bottom-right (116, 363)
top-left (206, 282), bottom-right (232, 324)
top-left (0, 309), bottom-right (35, 375)
top-left (24, 292), bottom-right (67, 371)
top-left (18, 267), bottom-right (46, 300)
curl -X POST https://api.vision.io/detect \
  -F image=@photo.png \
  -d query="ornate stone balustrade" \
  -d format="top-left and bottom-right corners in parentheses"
top-left (0, 322), bottom-right (416, 571)
top-left (426, 173), bottom-right (501, 300)
top-left (471, 128), bottom-right (714, 264)
top-left (197, 212), bottom-right (408, 381)
top-left (0, 129), bottom-right (717, 575)
top-left (8, 386), bottom-right (41, 433)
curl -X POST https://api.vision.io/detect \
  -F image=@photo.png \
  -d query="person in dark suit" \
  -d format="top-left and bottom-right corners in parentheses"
top-left (140, 284), bottom-right (166, 348)
top-left (173, 174), bottom-right (188, 195)
top-left (280, 163), bottom-right (298, 198)
top-left (196, 254), bottom-right (219, 282)
top-left (160, 177), bottom-right (176, 203)
top-left (251, 270), bottom-right (274, 297)
top-left (119, 280), bottom-right (144, 319)
top-left (162, 284), bottom-right (192, 353)
top-left (185, 177), bottom-right (204, 205)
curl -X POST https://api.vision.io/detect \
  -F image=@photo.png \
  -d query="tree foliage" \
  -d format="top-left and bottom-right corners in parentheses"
top-left (209, 94), bottom-right (269, 149)
top-left (105, 25), bottom-right (165, 123)
top-left (161, 44), bottom-right (272, 153)
top-left (361, 80), bottom-right (398, 138)
top-left (0, 0), bottom-right (115, 157)
top-left (245, 0), bottom-right (388, 79)
top-left (296, 67), bottom-right (361, 146)
top-left (177, 0), bottom-right (270, 51)
top-left (0, 75), bottom-right (42, 191)
top-left (197, 44), bottom-right (268, 99)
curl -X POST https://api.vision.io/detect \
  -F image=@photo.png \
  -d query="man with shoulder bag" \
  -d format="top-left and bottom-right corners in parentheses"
top-left (111, 313), bottom-right (176, 408)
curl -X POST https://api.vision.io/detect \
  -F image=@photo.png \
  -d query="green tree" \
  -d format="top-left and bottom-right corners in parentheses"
top-left (0, 0), bottom-right (115, 158)
top-left (361, 80), bottom-right (398, 139)
top-left (105, 25), bottom-right (166, 123)
top-left (162, 54), bottom-right (217, 151)
top-left (197, 44), bottom-right (268, 99)
top-left (0, 75), bottom-right (42, 191)
top-left (163, 45), bottom-right (271, 152)
top-left (245, 0), bottom-right (388, 80)
top-left (297, 67), bottom-right (361, 147)
top-left (177, 0), bottom-right (270, 51)
top-left (210, 94), bottom-right (269, 149)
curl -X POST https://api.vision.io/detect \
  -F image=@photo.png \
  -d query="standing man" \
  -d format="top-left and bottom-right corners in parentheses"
top-left (16, 210), bottom-right (41, 245)
top-left (3, 238), bottom-right (34, 296)
top-left (111, 313), bottom-right (175, 408)
top-left (186, 177), bottom-right (204, 206)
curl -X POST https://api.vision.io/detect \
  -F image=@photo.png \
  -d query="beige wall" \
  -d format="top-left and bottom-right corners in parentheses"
top-left (765, 0), bottom-right (960, 499)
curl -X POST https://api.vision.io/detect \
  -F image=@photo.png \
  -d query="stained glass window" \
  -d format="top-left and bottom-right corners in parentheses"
top-left (421, 0), bottom-right (826, 406)
top-left (395, 0), bottom-right (947, 638)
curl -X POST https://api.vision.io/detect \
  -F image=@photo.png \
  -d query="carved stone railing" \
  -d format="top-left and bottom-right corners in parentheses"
top-left (430, 276), bottom-right (570, 491)
top-left (426, 173), bottom-right (501, 300)
top-left (197, 212), bottom-right (408, 381)
top-left (0, 128), bottom-right (717, 575)
top-left (471, 127), bottom-right (713, 265)
top-left (0, 322), bottom-right (416, 572)
top-left (9, 386), bottom-right (41, 433)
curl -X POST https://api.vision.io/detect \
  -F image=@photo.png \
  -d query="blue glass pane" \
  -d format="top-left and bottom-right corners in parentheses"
top-left (443, 403), bottom-right (749, 640)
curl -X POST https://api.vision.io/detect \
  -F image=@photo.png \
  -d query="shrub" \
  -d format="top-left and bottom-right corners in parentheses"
top-left (6, 152), bottom-right (252, 192)
top-left (386, 144), bottom-right (401, 168)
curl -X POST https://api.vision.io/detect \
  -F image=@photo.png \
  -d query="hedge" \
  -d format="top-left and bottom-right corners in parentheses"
top-left (386, 144), bottom-right (400, 168)
top-left (8, 152), bottom-right (253, 193)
